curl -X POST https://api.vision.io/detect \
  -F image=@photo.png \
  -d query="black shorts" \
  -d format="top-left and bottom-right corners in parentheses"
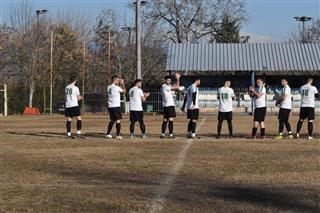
top-left (299, 107), bottom-right (315, 120)
top-left (278, 108), bottom-right (291, 122)
top-left (187, 109), bottom-right (199, 120)
top-left (218, 111), bottom-right (232, 121)
top-left (163, 106), bottom-right (176, 119)
top-left (254, 107), bottom-right (267, 122)
top-left (65, 106), bottom-right (80, 117)
top-left (130, 111), bottom-right (144, 122)
top-left (108, 107), bottom-right (122, 120)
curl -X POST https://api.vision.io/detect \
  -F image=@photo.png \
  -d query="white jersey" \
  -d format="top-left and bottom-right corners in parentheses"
top-left (186, 84), bottom-right (199, 109)
top-left (218, 87), bottom-right (235, 112)
top-left (107, 84), bottom-right (123, 108)
top-left (65, 84), bottom-right (80, 108)
top-left (300, 84), bottom-right (318, 108)
top-left (129, 86), bottom-right (144, 111)
top-left (280, 85), bottom-right (292, 109)
top-left (254, 86), bottom-right (266, 108)
top-left (161, 84), bottom-right (175, 107)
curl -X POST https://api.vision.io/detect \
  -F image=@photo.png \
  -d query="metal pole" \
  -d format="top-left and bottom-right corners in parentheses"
top-left (82, 34), bottom-right (86, 112)
top-left (50, 30), bottom-right (53, 115)
top-left (43, 86), bottom-right (46, 113)
top-left (136, 0), bottom-right (142, 79)
top-left (108, 28), bottom-right (111, 83)
top-left (250, 71), bottom-right (255, 115)
top-left (4, 84), bottom-right (7, 116)
top-left (302, 20), bottom-right (305, 43)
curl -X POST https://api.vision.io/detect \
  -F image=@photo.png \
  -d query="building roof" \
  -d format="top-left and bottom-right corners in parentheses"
top-left (166, 43), bottom-right (320, 72)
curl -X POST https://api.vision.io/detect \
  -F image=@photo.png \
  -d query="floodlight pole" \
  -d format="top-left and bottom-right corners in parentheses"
top-left (250, 71), bottom-right (255, 115)
top-left (136, 0), bottom-right (142, 79)
top-left (294, 16), bottom-right (312, 43)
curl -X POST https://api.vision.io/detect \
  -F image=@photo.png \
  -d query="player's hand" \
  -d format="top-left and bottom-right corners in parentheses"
top-left (249, 86), bottom-right (255, 92)
top-left (180, 107), bottom-right (185, 112)
top-left (175, 72), bottom-right (181, 80)
top-left (191, 105), bottom-right (195, 110)
top-left (144, 92), bottom-right (150, 98)
top-left (120, 79), bottom-right (125, 85)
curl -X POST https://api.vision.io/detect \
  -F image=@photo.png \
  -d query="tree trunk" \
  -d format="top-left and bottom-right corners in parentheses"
top-left (29, 83), bottom-right (35, 108)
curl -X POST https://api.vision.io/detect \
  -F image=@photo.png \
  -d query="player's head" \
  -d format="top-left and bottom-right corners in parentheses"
top-left (134, 79), bottom-right (142, 88)
top-left (256, 78), bottom-right (264, 86)
top-left (164, 76), bottom-right (172, 85)
top-left (281, 78), bottom-right (288, 86)
top-left (306, 77), bottom-right (313, 84)
top-left (192, 76), bottom-right (201, 86)
top-left (70, 75), bottom-right (77, 84)
top-left (112, 75), bottom-right (120, 85)
top-left (224, 80), bottom-right (231, 87)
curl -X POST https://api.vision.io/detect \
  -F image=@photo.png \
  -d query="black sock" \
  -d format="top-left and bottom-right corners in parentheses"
top-left (161, 120), bottom-right (168, 134)
top-left (107, 120), bottom-right (115, 134)
top-left (168, 121), bottom-right (173, 134)
top-left (279, 121), bottom-right (284, 133)
top-left (139, 120), bottom-right (146, 134)
top-left (296, 120), bottom-right (303, 134)
top-left (77, 120), bottom-right (82, 131)
top-left (191, 122), bottom-right (196, 133)
top-left (130, 121), bottom-right (135, 134)
top-left (308, 122), bottom-right (313, 137)
top-left (188, 120), bottom-right (192, 132)
top-left (252, 127), bottom-right (257, 137)
top-left (261, 128), bottom-right (265, 137)
top-left (284, 121), bottom-right (292, 133)
top-left (66, 121), bottom-right (71, 132)
top-left (116, 122), bottom-right (121, 136)
top-left (227, 120), bottom-right (233, 136)
top-left (217, 120), bottom-right (223, 136)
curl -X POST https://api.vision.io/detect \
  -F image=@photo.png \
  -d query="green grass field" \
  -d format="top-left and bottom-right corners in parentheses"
top-left (1, 115), bottom-right (319, 212)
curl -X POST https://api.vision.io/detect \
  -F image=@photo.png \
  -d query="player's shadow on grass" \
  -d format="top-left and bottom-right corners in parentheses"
top-left (206, 185), bottom-right (319, 212)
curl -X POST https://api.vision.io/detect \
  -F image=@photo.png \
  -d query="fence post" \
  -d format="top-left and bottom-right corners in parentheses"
top-left (4, 84), bottom-right (8, 116)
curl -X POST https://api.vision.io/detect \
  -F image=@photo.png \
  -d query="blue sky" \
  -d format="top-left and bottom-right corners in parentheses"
top-left (1, 0), bottom-right (319, 42)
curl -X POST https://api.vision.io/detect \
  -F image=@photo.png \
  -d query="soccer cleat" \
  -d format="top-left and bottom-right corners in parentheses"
top-left (105, 134), bottom-right (113, 139)
top-left (260, 136), bottom-right (266, 139)
top-left (77, 130), bottom-right (81, 135)
top-left (296, 133), bottom-right (300, 139)
top-left (274, 134), bottom-right (283, 140)
top-left (169, 134), bottom-right (175, 139)
top-left (308, 136), bottom-right (314, 140)
top-left (130, 134), bottom-right (134, 139)
top-left (216, 135), bottom-right (220, 139)
top-left (191, 133), bottom-right (196, 139)
top-left (160, 134), bottom-right (165, 138)
top-left (115, 135), bottom-right (123, 140)
top-left (142, 134), bottom-right (148, 139)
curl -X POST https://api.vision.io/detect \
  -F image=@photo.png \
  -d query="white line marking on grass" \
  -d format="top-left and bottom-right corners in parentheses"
top-left (149, 118), bottom-right (207, 213)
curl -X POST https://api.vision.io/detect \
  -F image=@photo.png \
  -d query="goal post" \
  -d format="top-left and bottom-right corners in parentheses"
top-left (0, 84), bottom-right (8, 116)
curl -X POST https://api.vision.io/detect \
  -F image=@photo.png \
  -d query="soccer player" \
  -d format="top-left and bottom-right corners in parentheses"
top-left (160, 73), bottom-right (182, 138)
top-left (216, 80), bottom-right (235, 139)
top-left (274, 79), bottom-right (293, 139)
top-left (296, 77), bottom-right (319, 139)
top-left (181, 77), bottom-right (201, 139)
top-left (249, 78), bottom-right (267, 139)
top-left (65, 75), bottom-right (83, 138)
top-left (106, 75), bottom-right (126, 139)
top-left (129, 79), bottom-right (150, 139)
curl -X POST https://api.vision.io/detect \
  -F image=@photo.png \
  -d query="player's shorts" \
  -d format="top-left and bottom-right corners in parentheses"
top-left (187, 109), bottom-right (199, 120)
top-left (130, 111), bottom-right (144, 122)
top-left (65, 106), bottom-right (80, 117)
top-left (218, 111), bottom-right (232, 121)
top-left (278, 108), bottom-right (291, 122)
top-left (108, 107), bottom-right (122, 120)
top-left (254, 107), bottom-right (267, 122)
top-left (299, 107), bottom-right (315, 120)
top-left (163, 106), bottom-right (176, 119)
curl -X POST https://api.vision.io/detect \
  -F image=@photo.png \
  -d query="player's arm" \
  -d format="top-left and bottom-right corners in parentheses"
top-left (141, 92), bottom-right (150, 102)
top-left (181, 94), bottom-right (187, 112)
top-left (119, 79), bottom-right (126, 93)
top-left (232, 90), bottom-right (236, 100)
top-left (249, 86), bottom-right (264, 98)
top-left (171, 72), bottom-right (181, 91)
top-left (76, 88), bottom-right (83, 101)
top-left (315, 88), bottom-right (319, 99)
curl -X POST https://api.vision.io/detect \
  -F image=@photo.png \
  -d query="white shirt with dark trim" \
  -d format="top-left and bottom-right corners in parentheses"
top-left (300, 84), bottom-right (318, 108)
top-left (254, 86), bottom-right (266, 108)
top-left (161, 84), bottom-right (175, 107)
top-left (218, 87), bottom-right (235, 112)
top-left (107, 84), bottom-right (123, 108)
top-left (186, 84), bottom-right (199, 109)
top-left (280, 85), bottom-right (292, 109)
top-left (65, 84), bottom-right (80, 108)
top-left (129, 86), bottom-right (144, 111)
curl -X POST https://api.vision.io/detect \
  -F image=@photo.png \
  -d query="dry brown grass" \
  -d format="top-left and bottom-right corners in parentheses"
top-left (0, 115), bottom-right (319, 212)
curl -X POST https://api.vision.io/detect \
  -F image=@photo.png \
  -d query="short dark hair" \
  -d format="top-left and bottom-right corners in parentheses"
top-left (282, 78), bottom-right (288, 82)
top-left (164, 75), bottom-right (171, 80)
top-left (256, 78), bottom-right (264, 83)
top-left (306, 77), bottom-right (313, 82)
top-left (134, 79), bottom-right (142, 85)
top-left (192, 76), bottom-right (201, 82)
top-left (112, 75), bottom-right (120, 81)
top-left (70, 75), bottom-right (77, 83)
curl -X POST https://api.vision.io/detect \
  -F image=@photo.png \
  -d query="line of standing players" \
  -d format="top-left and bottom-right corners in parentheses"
top-left (64, 74), bottom-right (319, 140)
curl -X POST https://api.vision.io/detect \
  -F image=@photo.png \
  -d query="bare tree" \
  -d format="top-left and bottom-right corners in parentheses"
top-left (145, 0), bottom-right (247, 43)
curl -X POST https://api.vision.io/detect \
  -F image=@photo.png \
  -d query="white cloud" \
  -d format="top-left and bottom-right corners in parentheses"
top-left (241, 32), bottom-right (283, 43)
